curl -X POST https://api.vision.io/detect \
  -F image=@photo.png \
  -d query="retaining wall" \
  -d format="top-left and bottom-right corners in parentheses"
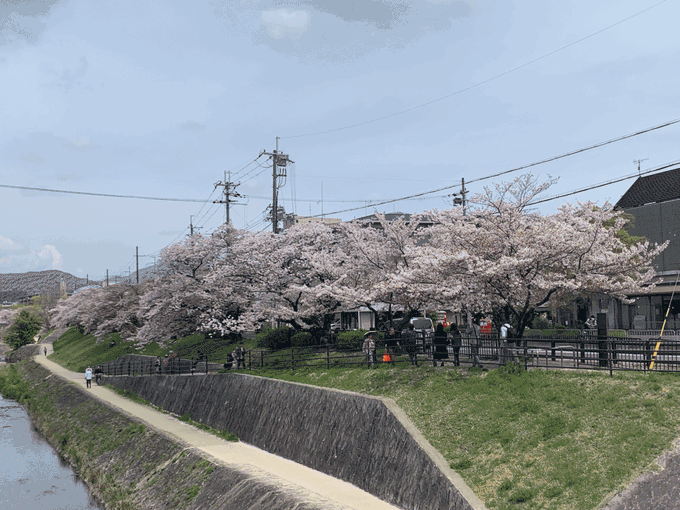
top-left (107, 373), bottom-right (482, 510)
top-left (12, 361), bottom-right (353, 510)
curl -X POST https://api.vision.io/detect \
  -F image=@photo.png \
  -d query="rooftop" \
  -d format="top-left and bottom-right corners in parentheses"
top-left (615, 167), bottom-right (680, 209)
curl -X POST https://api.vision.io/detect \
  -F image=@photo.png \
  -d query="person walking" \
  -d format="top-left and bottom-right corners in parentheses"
top-left (500, 322), bottom-right (519, 364)
top-left (449, 323), bottom-right (461, 366)
top-left (468, 320), bottom-right (482, 368)
top-left (85, 367), bottom-right (93, 389)
top-left (43, 346), bottom-right (47, 356)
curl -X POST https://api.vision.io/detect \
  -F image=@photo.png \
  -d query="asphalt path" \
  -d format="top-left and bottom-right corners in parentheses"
top-left (34, 346), bottom-right (401, 510)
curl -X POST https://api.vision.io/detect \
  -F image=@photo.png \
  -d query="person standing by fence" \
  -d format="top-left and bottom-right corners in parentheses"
top-left (468, 320), bottom-right (482, 368)
top-left (401, 324), bottom-right (418, 366)
top-left (449, 323), bottom-right (461, 366)
top-left (362, 331), bottom-right (377, 368)
top-left (433, 324), bottom-right (449, 366)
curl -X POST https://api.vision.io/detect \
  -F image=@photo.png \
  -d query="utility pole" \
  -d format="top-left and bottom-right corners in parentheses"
top-left (136, 247), bottom-right (139, 285)
top-left (261, 137), bottom-right (294, 233)
top-left (450, 177), bottom-right (468, 215)
top-left (634, 158), bottom-right (648, 176)
top-left (188, 215), bottom-right (202, 237)
top-left (106, 269), bottom-right (109, 288)
top-left (213, 171), bottom-right (242, 225)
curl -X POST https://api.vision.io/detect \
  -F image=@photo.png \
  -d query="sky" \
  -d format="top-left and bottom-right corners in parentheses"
top-left (1, 0), bottom-right (679, 280)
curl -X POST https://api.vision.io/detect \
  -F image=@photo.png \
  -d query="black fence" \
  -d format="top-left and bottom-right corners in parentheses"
top-left (95, 333), bottom-right (680, 378)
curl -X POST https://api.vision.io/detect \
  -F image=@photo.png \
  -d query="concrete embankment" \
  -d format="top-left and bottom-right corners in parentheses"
top-left (106, 372), bottom-right (484, 510)
top-left (8, 360), bottom-right (365, 510)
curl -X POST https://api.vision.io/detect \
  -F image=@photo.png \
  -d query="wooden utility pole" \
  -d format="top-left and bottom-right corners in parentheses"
top-left (136, 246), bottom-right (139, 285)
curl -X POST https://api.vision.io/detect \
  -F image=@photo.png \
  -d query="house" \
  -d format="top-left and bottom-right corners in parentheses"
top-left (610, 167), bottom-right (680, 330)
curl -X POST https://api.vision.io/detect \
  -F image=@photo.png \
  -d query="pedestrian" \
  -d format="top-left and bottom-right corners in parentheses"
top-left (94, 365), bottom-right (103, 385)
top-left (362, 331), bottom-right (377, 368)
top-left (85, 367), bottom-right (93, 388)
top-left (449, 323), bottom-right (461, 366)
top-left (433, 324), bottom-right (449, 366)
top-left (468, 320), bottom-right (482, 368)
top-left (500, 322), bottom-right (518, 364)
top-left (43, 346), bottom-right (47, 356)
top-left (235, 344), bottom-right (246, 369)
top-left (401, 324), bottom-right (418, 366)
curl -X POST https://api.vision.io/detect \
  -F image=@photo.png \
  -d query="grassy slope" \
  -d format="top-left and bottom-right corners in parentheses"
top-left (246, 365), bottom-right (680, 510)
top-left (48, 328), bottom-right (680, 510)
top-left (49, 327), bottom-right (257, 372)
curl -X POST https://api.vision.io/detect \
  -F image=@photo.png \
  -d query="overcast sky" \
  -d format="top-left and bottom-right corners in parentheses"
top-left (1, 0), bottom-right (678, 279)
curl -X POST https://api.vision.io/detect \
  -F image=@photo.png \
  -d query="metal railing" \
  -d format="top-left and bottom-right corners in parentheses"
top-left (94, 334), bottom-right (680, 379)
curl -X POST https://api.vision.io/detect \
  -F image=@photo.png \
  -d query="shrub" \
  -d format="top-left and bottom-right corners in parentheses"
top-left (291, 332), bottom-right (316, 347)
top-left (256, 327), bottom-right (291, 350)
top-left (6, 310), bottom-right (42, 349)
top-left (335, 329), bottom-right (367, 350)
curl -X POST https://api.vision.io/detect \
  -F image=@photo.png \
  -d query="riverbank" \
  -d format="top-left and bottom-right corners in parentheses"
top-left (0, 360), bottom-right (400, 510)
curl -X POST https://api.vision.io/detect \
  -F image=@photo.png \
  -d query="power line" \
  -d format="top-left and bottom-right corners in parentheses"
top-left (281, 0), bottom-right (667, 139)
top-left (314, 116), bottom-right (680, 217)
top-left (0, 183), bottom-right (208, 202)
top-left (528, 161), bottom-right (680, 206)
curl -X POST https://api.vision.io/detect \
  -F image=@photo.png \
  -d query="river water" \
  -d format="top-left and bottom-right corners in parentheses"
top-left (0, 394), bottom-right (104, 510)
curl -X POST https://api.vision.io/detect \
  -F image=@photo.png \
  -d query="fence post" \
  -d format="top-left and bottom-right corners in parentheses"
top-left (248, 350), bottom-right (251, 370)
top-left (260, 349), bottom-right (263, 368)
top-left (291, 347), bottom-right (295, 371)
top-left (327, 343), bottom-right (330, 369)
top-left (608, 338), bottom-right (613, 377)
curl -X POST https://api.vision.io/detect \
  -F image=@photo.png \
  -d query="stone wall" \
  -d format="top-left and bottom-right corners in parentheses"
top-left (12, 361), bottom-right (351, 510)
top-left (107, 373), bottom-right (481, 510)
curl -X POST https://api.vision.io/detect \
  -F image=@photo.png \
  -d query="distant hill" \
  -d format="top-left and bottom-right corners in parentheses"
top-left (0, 270), bottom-right (100, 304)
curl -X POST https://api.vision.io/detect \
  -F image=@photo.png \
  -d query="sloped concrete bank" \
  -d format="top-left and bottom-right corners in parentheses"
top-left (106, 373), bottom-right (483, 510)
top-left (10, 361), bottom-right (354, 510)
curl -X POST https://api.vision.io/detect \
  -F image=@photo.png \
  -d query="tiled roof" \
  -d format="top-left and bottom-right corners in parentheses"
top-left (616, 167), bottom-right (680, 209)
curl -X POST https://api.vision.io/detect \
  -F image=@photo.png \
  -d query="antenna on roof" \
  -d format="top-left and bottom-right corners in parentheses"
top-left (633, 158), bottom-right (649, 175)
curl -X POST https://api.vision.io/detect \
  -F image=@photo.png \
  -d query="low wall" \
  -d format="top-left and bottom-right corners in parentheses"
top-left (107, 373), bottom-right (483, 510)
top-left (11, 361), bottom-right (353, 510)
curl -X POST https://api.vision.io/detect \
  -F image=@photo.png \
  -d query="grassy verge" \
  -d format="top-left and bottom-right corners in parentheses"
top-left (50, 327), bottom-right (257, 372)
top-left (247, 364), bottom-right (680, 510)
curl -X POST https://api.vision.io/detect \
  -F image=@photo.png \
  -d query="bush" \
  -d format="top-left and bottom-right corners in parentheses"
top-left (531, 316), bottom-right (552, 330)
top-left (256, 327), bottom-right (292, 350)
top-left (291, 332), bottom-right (316, 347)
top-left (335, 329), bottom-right (367, 350)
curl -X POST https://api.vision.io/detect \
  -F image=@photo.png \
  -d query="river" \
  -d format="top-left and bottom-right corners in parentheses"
top-left (0, 394), bottom-right (104, 510)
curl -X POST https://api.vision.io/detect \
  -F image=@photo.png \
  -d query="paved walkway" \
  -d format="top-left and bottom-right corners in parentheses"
top-left (34, 347), bottom-right (400, 510)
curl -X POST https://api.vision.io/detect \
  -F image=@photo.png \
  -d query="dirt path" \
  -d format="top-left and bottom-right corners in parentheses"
top-left (34, 350), bottom-right (401, 510)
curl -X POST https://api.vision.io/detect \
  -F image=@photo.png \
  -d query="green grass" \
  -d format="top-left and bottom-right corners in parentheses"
top-left (246, 364), bottom-right (680, 510)
top-left (47, 327), bottom-right (680, 509)
top-left (50, 327), bottom-right (257, 372)
top-left (178, 413), bottom-right (238, 442)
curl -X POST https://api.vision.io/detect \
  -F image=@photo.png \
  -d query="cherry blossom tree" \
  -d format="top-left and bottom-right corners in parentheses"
top-left (397, 175), bottom-right (667, 337)
top-left (331, 213), bottom-right (433, 329)
top-left (214, 221), bottom-right (345, 332)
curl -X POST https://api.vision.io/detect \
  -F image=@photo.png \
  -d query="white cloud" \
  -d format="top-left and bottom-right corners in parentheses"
top-left (261, 9), bottom-right (310, 40)
top-left (36, 245), bottom-right (63, 269)
top-left (0, 235), bottom-right (22, 251)
top-left (0, 243), bottom-right (63, 271)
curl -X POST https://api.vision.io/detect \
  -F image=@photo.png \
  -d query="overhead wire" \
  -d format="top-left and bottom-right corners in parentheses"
top-left (281, 0), bottom-right (668, 139)
top-left (311, 116), bottom-right (680, 217)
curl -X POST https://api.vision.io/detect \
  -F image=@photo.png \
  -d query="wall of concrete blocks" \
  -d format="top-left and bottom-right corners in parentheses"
top-left (106, 373), bottom-right (484, 510)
